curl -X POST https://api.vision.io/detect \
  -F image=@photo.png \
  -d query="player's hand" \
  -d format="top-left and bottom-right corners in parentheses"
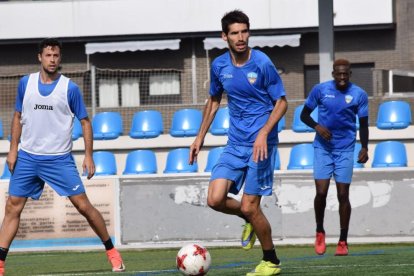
top-left (357, 147), bottom-right (369, 164)
top-left (189, 138), bottom-right (204, 165)
top-left (315, 125), bottom-right (332, 141)
top-left (253, 130), bottom-right (268, 163)
top-left (83, 155), bottom-right (95, 180)
top-left (6, 150), bottom-right (18, 174)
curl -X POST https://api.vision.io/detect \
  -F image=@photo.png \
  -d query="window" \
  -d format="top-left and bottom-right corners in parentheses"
top-left (304, 63), bottom-right (374, 97)
top-left (149, 73), bottom-right (180, 95)
top-left (99, 78), bottom-right (119, 107)
top-left (96, 69), bottom-right (181, 107)
top-left (121, 78), bottom-right (140, 107)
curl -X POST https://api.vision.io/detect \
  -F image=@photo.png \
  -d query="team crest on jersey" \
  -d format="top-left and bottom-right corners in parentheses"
top-left (345, 95), bottom-right (353, 104)
top-left (247, 72), bottom-right (258, 84)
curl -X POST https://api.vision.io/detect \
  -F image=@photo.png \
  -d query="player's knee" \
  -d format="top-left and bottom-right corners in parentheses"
top-left (315, 191), bottom-right (328, 199)
top-left (240, 204), bottom-right (257, 219)
top-left (207, 196), bottom-right (224, 211)
top-left (337, 193), bottom-right (349, 204)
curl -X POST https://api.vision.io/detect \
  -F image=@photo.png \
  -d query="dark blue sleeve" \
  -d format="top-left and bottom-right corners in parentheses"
top-left (15, 75), bottom-right (29, 112)
top-left (67, 80), bottom-right (88, 120)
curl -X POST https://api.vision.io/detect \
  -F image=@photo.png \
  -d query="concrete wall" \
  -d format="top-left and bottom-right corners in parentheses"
top-left (119, 168), bottom-right (414, 244)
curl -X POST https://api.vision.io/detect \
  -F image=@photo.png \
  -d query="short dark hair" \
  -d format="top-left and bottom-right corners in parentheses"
top-left (38, 38), bottom-right (62, 54)
top-left (333, 58), bottom-right (350, 69)
top-left (221, 10), bottom-right (250, 34)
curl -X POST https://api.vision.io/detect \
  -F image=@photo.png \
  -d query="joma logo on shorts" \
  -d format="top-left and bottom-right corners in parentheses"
top-left (34, 104), bottom-right (53, 110)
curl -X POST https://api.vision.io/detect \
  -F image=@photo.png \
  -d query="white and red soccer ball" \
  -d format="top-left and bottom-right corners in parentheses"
top-left (176, 243), bottom-right (211, 276)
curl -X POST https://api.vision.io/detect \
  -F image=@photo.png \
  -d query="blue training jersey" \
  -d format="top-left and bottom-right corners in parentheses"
top-left (15, 74), bottom-right (88, 160)
top-left (305, 80), bottom-right (369, 151)
top-left (210, 49), bottom-right (286, 146)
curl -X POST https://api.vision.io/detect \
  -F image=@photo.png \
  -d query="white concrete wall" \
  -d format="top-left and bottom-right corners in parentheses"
top-left (0, 0), bottom-right (393, 40)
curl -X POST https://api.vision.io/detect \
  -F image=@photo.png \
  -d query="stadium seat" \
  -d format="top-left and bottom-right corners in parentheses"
top-left (1, 163), bottom-right (11, 180)
top-left (0, 119), bottom-right (3, 139)
top-left (273, 148), bottom-right (281, 170)
top-left (123, 150), bottom-right (157, 175)
top-left (129, 110), bottom-right (163, 139)
top-left (204, 146), bottom-right (224, 172)
top-left (356, 115), bottom-right (360, 130)
top-left (287, 143), bottom-right (314, 170)
top-left (72, 117), bottom-right (83, 140)
top-left (292, 105), bottom-right (318, 132)
top-left (210, 107), bottom-right (229, 136)
top-left (92, 112), bottom-right (123, 140)
top-left (170, 109), bottom-right (202, 137)
top-left (372, 141), bottom-right (407, 168)
top-left (353, 143), bottom-right (364, 168)
top-left (164, 148), bottom-right (198, 173)
top-left (376, 101), bottom-right (412, 129)
top-left (93, 151), bottom-right (117, 175)
top-left (277, 116), bottom-right (286, 133)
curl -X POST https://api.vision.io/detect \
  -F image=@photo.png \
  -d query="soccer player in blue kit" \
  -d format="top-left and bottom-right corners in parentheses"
top-left (189, 10), bottom-right (287, 276)
top-left (300, 59), bottom-right (369, 256)
top-left (0, 38), bottom-right (125, 275)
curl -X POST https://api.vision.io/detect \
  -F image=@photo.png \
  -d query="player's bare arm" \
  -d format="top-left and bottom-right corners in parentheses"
top-left (253, 96), bottom-right (287, 163)
top-left (314, 124), bottom-right (332, 141)
top-left (80, 117), bottom-right (95, 179)
top-left (6, 111), bottom-right (23, 173)
top-left (189, 95), bottom-right (222, 165)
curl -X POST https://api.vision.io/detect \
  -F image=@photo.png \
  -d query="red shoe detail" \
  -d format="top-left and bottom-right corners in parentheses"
top-left (0, 260), bottom-right (4, 276)
top-left (335, 241), bottom-right (349, 256)
top-left (106, 248), bottom-right (126, 272)
top-left (314, 232), bottom-right (326, 255)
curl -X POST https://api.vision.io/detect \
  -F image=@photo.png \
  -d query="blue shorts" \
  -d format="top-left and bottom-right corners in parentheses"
top-left (9, 153), bottom-right (85, 200)
top-left (313, 147), bottom-right (354, 184)
top-left (210, 144), bottom-right (275, 196)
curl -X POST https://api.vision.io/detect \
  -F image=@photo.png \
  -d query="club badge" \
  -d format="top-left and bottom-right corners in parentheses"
top-left (247, 72), bottom-right (258, 84)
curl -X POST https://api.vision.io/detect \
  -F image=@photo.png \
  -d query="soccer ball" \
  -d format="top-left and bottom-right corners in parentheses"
top-left (176, 243), bottom-right (211, 276)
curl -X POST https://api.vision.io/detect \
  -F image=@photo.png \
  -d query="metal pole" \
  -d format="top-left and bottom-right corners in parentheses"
top-left (318, 0), bottom-right (334, 82)
top-left (91, 65), bottom-right (96, 117)
top-left (191, 38), bottom-right (197, 104)
top-left (388, 70), bottom-right (393, 96)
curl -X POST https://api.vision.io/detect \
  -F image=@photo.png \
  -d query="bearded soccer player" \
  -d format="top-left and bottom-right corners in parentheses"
top-left (0, 38), bottom-right (125, 275)
top-left (190, 10), bottom-right (287, 276)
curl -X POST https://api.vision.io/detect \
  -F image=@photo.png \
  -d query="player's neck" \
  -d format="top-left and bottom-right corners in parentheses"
top-left (39, 70), bottom-right (59, 84)
top-left (230, 48), bottom-right (251, 67)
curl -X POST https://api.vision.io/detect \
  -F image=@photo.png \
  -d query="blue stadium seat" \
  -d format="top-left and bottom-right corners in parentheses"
top-left (164, 148), bottom-right (198, 173)
top-left (1, 163), bottom-right (11, 180)
top-left (277, 116), bottom-right (286, 133)
top-left (93, 151), bottom-right (117, 175)
top-left (287, 143), bottom-right (314, 170)
top-left (356, 115), bottom-right (360, 130)
top-left (372, 141), bottom-right (407, 168)
top-left (292, 105), bottom-right (318, 132)
top-left (72, 117), bottom-right (83, 140)
top-left (376, 101), bottom-right (412, 129)
top-left (123, 150), bottom-right (157, 175)
top-left (210, 107), bottom-right (229, 136)
top-left (204, 146), bottom-right (224, 172)
top-left (0, 119), bottom-right (3, 139)
top-left (353, 143), bottom-right (364, 168)
top-left (129, 110), bottom-right (163, 139)
top-left (170, 109), bottom-right (202, 137)
top-left (273, 148), bottom-right (281, 170)
top-left (92, 112), bottom-right (123, 140)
